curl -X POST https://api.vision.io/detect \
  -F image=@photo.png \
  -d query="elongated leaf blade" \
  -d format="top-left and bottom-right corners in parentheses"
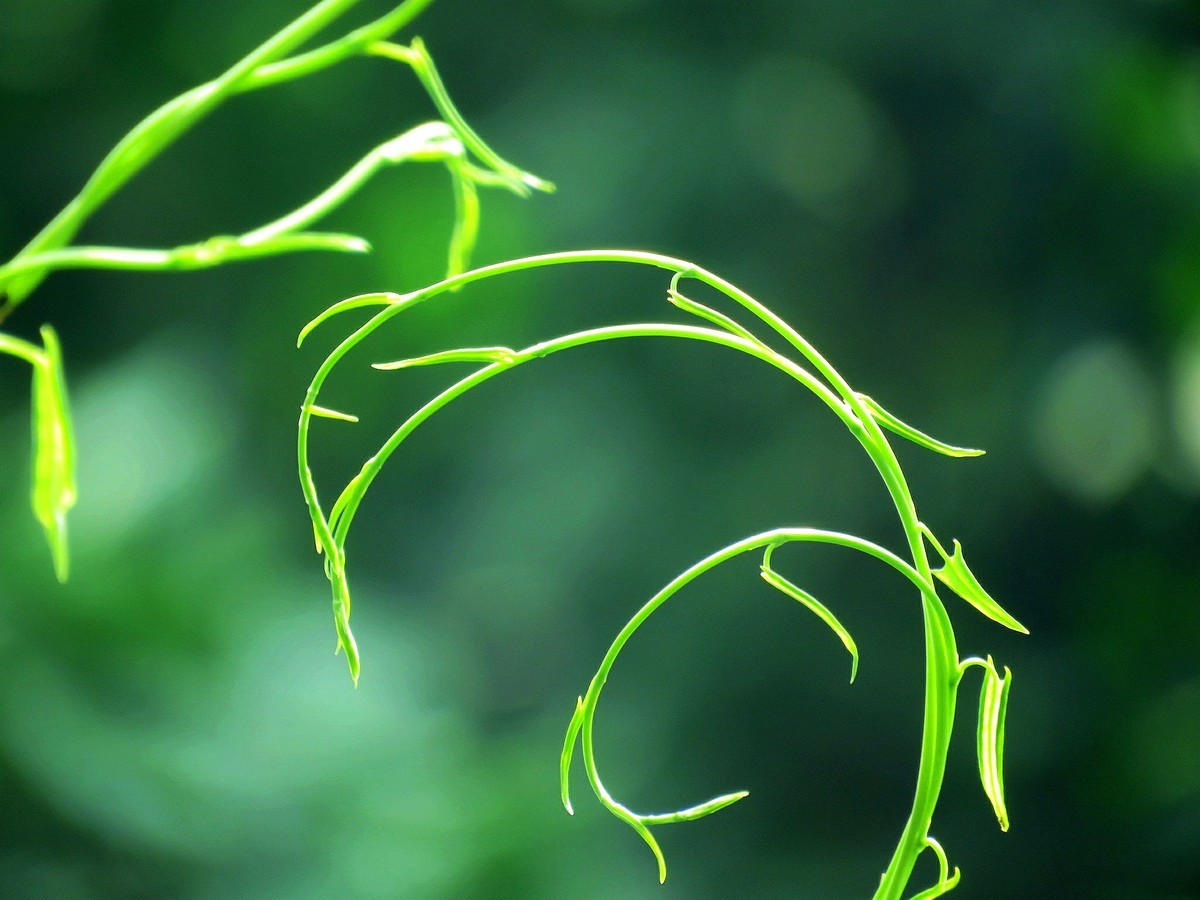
top-left (858, 393), bottom-right (984, 458)
top-left (628, 817), bottom-right (667, 885)
top-left (31, 326), bottom-right (76, 582)
top-left (932, 539), bottom-right (1028, 634)
top-left (329, 565), bottom-right (359, 685)
top-left (667, 284), bottom-right (758, 344)
top-left (560, 696), bottom-right (585, 815)
top-left (372, 346), bottom-right (515, 370)
top-left (304, 404), bottom-right (359, 423)
top-left (761, 566), bottom-right (859, 682)
top-left (908, 868), bottom-right (962, 900)
top-left (639, 790), bottom-right (749, 825)
top-left (977, 660), bottom-right (1013, 831)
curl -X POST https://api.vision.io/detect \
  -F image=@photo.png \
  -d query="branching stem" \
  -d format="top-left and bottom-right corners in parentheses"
top-left (299, 249), bottom-right (1023, 895)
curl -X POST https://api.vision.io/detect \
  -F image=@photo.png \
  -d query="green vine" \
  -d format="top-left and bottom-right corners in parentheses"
top-left (0, 0), bottom-right (551, 579)
top-left (298, 251), bottom-right (1027, 897)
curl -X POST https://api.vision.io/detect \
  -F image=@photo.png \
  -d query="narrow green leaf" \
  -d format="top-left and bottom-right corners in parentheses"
top-left (329, 566), bottom-right (359, 686)
top-left (930, 538), bottom-right (1028, 634)
top-left (761, 553), bottom-right (859, 682)
top-left (31, 325), bottom-right (76, 582)
top-left (378, 38), bottom-right (556, 196)
top-left (977, 659), bottom-right (1013, 831)
top-left (857, 392), bottom-right (984, 458)
top-left (559, 695), bottom-right (585, 815)
top-left (297, 292), bottom-right (402, 347)
top-left (447, 160), bottom-right (480, 279)
top-left (667, 272), bottom-right (758, 344)
top-left (372, 346), bottom-right (516, 369)
top-left (304, 404), bottom-right (359, 423)
top-left (328, 472), bottom-right (364, 544)
top-left (639, 790), bottom-right (749, 825)
top-left (249, 231), bottom-right (371, 256)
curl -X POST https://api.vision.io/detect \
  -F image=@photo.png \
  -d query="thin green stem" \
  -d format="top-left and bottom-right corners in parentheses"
top-left (0, 332), bottom-right (46, 367)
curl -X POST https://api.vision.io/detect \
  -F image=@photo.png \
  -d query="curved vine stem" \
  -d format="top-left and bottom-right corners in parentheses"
top-left (297, 249), bottom-right (1026, 896)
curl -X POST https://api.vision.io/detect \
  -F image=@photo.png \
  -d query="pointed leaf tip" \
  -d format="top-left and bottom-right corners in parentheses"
top-left (977, 661), bottom-right (1013, 832)
top-left (372, 346), bottom-right (516, 370)
top-left (31, 325), bottom-right (76, 582)
top-left (640, 790), bottom-right (749, 825)
top-left (560, 695), bottom-right (585, 816)
top-left (930, 539), bottom-right (1027, 634)
top-left (760, 564), bottom-right (859, 682)
top-left (858, 393), bottom-right (985, 458)
top-left (304, 404), bottom-right (359, 423)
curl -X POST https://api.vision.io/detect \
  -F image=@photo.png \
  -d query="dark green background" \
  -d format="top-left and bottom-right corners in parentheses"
top-left (1, 0), bottom-right (1198, 896)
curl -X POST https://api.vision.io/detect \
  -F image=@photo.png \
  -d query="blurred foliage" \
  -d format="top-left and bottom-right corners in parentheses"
top-left (2, 0), bottom-right (1200, 896)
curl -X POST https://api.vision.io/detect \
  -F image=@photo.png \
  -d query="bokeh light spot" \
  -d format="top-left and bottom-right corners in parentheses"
top-left (1032, 340), bottom-right (1158, 503)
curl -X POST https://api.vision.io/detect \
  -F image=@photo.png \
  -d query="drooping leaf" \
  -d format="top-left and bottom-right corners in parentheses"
top-left (930, 538), bottom-right (1027, 634)
top-left (447, 160), bottom-right (480, 279)
top-left (858, 393), bottom-right (984, 458)
top-left (761, 551), bottom-right (859, 682)
top-left (296, 292), bottom-right (402, 347)
top-left (977, 659), bottom-right (1013, 831)
top-left (329, 564), bottom-right (359, 686)
top-left (30, 325), bottom-right (76, 582)
top-left (629, 816), bottom-right (668, 884)
top-left (560, 695), bottom-right (585, 815)
top-left (304, 403), bottom-right (359, 423)
top-left (639, 790), bottom-right (749, 825)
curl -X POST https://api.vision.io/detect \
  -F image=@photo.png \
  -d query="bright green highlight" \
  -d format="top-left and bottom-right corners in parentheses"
top-left (761, 541), bottom-right (860, 683)
top-left (298, 248), bottom-right (1025, 897)
top-left (0, 328), bottom-right (77, 581)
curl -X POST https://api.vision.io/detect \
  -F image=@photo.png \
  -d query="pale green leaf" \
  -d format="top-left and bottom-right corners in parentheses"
top-left (931, 539), bottom-right (1028, 634)
top-left (560, 696), bottom-right (585, 815)
top-left (667, 272), bottom-right (758, 344)
top-left (372, 346), bottom-right (516, 369)
top-left (296, 292), bottom-right (401, 347)
top-left (639, 790), bottom-right (749, 825)
top-left (31, 325), bottom-right (76, 582)
top-left (447, 160), bottom-right (480, 279)
top-left (977, 659), bottom-right (1013, 831)
top-left (858, 393), bottom-right (984, 458)
top-left (304, 404), bottom-right (359, 423)
top-left (761, 549), bottom-right (859, 682)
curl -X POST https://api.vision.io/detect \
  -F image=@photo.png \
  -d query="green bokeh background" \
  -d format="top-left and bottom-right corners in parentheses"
top-left (2, 0), bottom-right (1199, 896)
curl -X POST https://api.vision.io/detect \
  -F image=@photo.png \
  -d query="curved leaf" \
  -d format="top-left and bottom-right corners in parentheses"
top-left (296, 292), bottom-right (402, 347)
top-left (930, 538), bottom-right (1027, 634)
top-left (372, 346), bottom-right (516, 369)
top-left (31, 325), bottom-right (76, 582)
top-left (977, 659), bottom-right (1013, 831)
top-left (559, 695), bottom-right (584, 815)
top-left (761, 546), bottom-right (860, 682)
top-left (858, 392), bottom-right (984, 458)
